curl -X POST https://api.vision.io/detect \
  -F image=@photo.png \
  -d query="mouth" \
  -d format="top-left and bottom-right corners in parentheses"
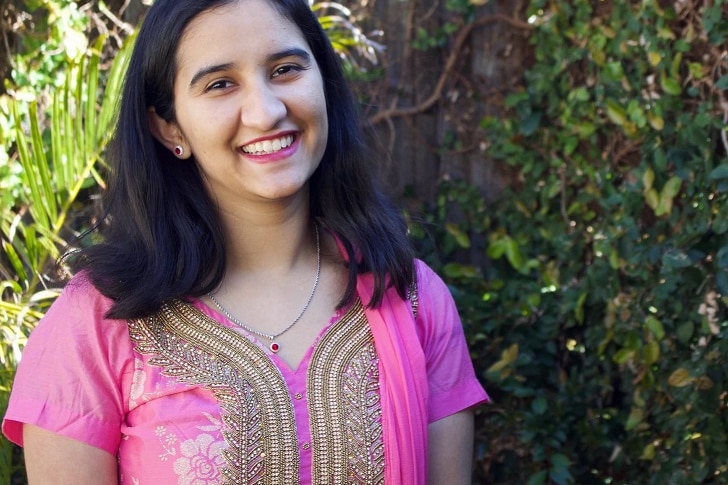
top-left (240, 134), bottom-right (295, 155)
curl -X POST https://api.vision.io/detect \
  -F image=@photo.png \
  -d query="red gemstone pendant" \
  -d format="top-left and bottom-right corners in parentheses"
top-left (270, 342), bottom-right (280, 353)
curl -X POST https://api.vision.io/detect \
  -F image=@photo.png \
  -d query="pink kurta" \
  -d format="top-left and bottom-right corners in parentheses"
top-left (3, 260), bottom-right (488, 483)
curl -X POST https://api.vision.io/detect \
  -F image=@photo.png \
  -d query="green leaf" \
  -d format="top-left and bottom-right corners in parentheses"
top-left (660, 73), bottom-right (682, 95)
top-left (12, 102), bottom-right (50, 230)
top-left (643, 341), bottom-right (660, 365)
top-left (526, 470), bottom-right (548, 485)
top-left (2, 241), bottom-right (28, 283)
top-left (668, 368), bottom-right (693, 387)
top-left (662, 249), bottom-right (692, 268)
top-left (717, 270), bottom-right (728, 295)
top-left (655, 177), bottom-right (681, 216)
top-left (504, 237), bottom-right (528, 274)
top-left (609, 248), bottom-right (620, 270)
top-left (574, 291), bottom-right (587, 324)
top-left (648, 112), bottom-right (665, 131)
top-left (642, 167), bottom-right (655, 191)
top-left (648, 51), bottom-right (662, 67)
top-left (645, 316), bottom-right (665, 340)
top-left (550, 453), bottom-right (570, 469)
top-left (442, 262), bottom-right (479, 279)
top-left (716, 75), bottom-right (728, 91)
top-left (606, 100), bottom-right (627, 126)
top-left (520, 112), bottom-right (542, 136)
top-left (716, 246), bottom-right (728, 268)
top-left (644, 188), bottom-right (659, 209)
top-left (613, 348), bottom-right (635, 364)
top-left (625, 406), bottom-right (644, 430)
top-left (487, 343), bottom-right (519, 375)
top-left (640, 443), bottom-right (656, 460)
top-left (445, 222), bottom-right (471, 249)
top-left (709, 164), bottom-right (728, 180)
top-left (676, 321), bottom-right (695, 344)
top-left (29, 102), bottom-right (58, 220)
top-left (487, 237), bottom-right (507, 259)
top-left (655, 195), bottom-right (673, 216)
top-left (662, 176), bottom-right (682, 198)
top-left (549, 453), bottom-right (573, 485)
top-left (531, 396), bottom-right (547, 415)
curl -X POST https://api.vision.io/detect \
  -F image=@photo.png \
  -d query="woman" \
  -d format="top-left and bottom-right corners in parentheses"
top-left (3, 0), bottom-right (488, 483)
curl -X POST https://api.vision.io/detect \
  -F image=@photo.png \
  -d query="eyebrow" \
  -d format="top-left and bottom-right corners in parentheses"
top-left (189, 62), bottom-right (236, 89)
top-left (266, 47), bottom-right (311, 64)
top-left (188, 48), bottom-right (312, 89)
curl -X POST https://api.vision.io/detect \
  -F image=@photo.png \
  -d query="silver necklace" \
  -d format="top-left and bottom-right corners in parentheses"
top-left (208, 224), bottom-right (320, 354)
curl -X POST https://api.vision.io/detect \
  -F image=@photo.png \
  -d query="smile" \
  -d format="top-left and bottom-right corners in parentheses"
top-left (241, 134), bottom-right (295, 155)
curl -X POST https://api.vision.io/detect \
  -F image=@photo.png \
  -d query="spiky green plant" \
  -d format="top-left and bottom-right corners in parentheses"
top-left (0, 32), bottom-right (135, 483)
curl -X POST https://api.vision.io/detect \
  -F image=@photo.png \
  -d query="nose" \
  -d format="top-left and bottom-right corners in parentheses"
top-left (240, 80), bottom-right (287, 130)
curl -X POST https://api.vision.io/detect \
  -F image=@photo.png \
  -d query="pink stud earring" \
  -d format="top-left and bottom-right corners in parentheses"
top-left (174, 145), bottom-right (184, 156)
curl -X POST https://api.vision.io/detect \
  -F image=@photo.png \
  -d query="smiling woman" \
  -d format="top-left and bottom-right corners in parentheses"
top-left (150, 0), bottom-right (329, 206)
top-left (1, 0), bottom-right (488, 483)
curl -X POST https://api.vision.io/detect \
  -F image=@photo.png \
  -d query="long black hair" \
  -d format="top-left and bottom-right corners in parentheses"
top-left (71, 0), bottom-right (414, 319)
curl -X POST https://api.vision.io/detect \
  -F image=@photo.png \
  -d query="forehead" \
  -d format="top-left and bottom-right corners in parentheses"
top-left (176, 0), bottom-right (307, 66)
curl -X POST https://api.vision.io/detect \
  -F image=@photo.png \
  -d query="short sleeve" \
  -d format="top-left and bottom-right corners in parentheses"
top-left (413, 260), bottom-right (489, 422)
top-left (2, 276), bottom-right (135, 455)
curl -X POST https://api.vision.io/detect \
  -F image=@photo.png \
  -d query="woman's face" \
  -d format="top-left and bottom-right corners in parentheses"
top-left (166, 0), bottom-right (328, 210)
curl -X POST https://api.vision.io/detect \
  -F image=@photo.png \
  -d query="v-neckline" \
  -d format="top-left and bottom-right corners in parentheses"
top-left (193, 298), bottom-right (355, 373)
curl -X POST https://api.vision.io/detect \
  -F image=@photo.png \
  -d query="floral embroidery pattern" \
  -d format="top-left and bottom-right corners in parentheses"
top-left (155, 426), bottom-right (179, 461)
top-left (173, 434), bottom-right (226, 485)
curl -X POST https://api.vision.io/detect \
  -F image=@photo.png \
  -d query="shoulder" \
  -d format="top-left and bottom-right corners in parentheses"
top-left (56, 272), bottom-right (114, 310)
top-left (18, 271), bottom-right (135, 392)
top-left (413, 259), bottom-right (447, 290)
top-left (41, 273), bottom-right (118, 328)
top-left (4, 274), bottom-right (136, 454)
top-left (409, 259), bottom-right (463, 348)
top-left (412, 259), bottom-right (455, 311)
top-left (409, 261), bottom-right (490, 417)
top-left (26, 272), bottom-right (133, 363)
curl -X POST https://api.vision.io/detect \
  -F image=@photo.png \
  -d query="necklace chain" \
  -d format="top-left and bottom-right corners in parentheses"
top-left (208, 224), bottom-right (320, 351)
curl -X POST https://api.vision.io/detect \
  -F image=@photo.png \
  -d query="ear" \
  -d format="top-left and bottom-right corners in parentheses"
top-left (147, 107), bottom-right (191, 159)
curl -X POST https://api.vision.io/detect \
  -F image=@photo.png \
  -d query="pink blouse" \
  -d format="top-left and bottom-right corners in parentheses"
top-left (3, 260), bottom-right (488, 483)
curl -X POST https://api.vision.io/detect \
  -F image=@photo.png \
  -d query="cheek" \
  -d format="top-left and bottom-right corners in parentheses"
top-left (304, 75), bottom-right (328, 123)
top-left (310, 90), bottom-right (329, 139)
top-left (311, 91), bottom-right (329, 148)
top-left (179, 103), bottom-right (239, 142)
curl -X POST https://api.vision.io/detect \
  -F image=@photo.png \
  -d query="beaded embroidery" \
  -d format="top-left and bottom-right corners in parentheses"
top-left (129, 298), bottom-right (385, 484)
top-left (308, 299), bottom-right (385, 484)
top-left (129, 301), bottom-right (299, 485)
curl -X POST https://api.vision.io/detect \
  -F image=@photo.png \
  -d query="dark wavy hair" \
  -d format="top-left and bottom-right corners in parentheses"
top-left (70, 0), bottom-right (414, 319)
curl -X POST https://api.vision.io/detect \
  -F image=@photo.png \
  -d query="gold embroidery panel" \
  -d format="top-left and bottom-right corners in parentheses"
top-left (128, 301), bottom-right (299, 485)
top-left (308, 300), bottom-right (385, 484)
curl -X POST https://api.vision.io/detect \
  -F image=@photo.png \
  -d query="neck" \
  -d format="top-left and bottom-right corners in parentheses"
top-left (219, 210), bottom-right (316, 274)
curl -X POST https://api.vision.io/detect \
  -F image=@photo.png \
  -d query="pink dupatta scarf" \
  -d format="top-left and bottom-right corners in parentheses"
top-left (339, 233), bottom-right (428, 484)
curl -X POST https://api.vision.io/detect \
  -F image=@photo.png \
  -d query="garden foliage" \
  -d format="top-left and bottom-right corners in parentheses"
top-left (413, 1), bottom-right (728, 483)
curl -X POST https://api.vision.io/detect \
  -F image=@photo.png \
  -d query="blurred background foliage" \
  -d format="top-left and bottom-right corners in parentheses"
top-left (1, 0), bottom-right (727, 484)
top-left (411, 0), bottom-right (728, 483)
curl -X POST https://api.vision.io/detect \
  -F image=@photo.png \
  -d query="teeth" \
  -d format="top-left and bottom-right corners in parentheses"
top-left (242, 135), bottom-right (294, 155)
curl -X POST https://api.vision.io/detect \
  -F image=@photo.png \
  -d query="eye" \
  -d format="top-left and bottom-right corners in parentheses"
top-left (205, 79), bottom-right (234, 92)
top-left (271, 64), bottom-right (307, 79)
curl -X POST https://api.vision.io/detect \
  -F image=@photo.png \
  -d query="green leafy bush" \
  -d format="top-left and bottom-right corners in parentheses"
top-left (414, 1), bottom-right (728, 483)
top-left (0, 32), bottom-right (134, 483)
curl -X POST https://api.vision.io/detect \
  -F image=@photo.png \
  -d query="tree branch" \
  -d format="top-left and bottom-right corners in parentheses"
top-left (365, 14), bottom-right (532, 126)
